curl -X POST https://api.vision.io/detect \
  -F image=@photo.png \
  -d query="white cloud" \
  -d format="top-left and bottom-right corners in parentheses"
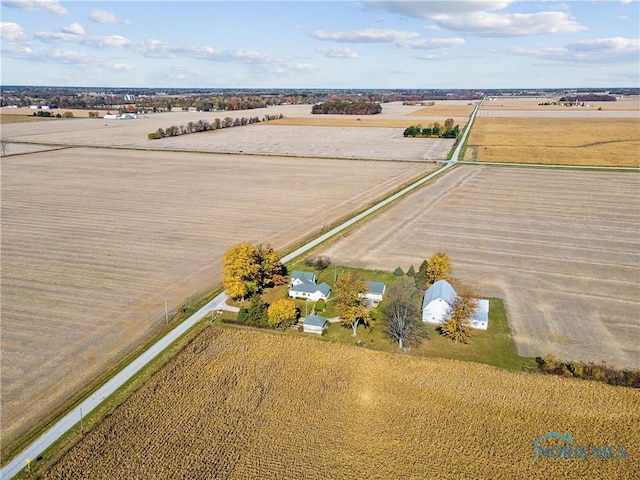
top-left (318, 46), bottom-right (359, 58)
top-left (312, 28), bottom-right (464, 51)
top-left (508, 37), bottom-right (640, 63)
top-left (1, 22), bottom-right (28, 41)
top-left (89, 9), bottom-right (128, 24)
top-left (432, 11), bottom-right (586, 36)
top-left (3, 0), bottom-right (68, 16)
top-left (312, 28), bottom-right (421, 44)
top-left (36, 29), bottom-right (133, 48)
top-left (366, 1), bottom-right (585, 37)
top-left (365, 1), bottom-right (514, 18)
top-left (398, 37), bottom-right (465, 49)
top-left (61, 22), bottom-right (84, 36)
top-left (108, 63), bottom-right (134, 71)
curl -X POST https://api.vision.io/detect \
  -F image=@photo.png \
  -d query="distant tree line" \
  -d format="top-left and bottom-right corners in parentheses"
top-left (537, 354), bottom-right (640, 388)
top-left (558, 94), bottom-right (616, 102)
top-left (148, 113), bottom-right (284, 140)
top-left (312, 101), bottom-right (382, 115)
top-left (403, 118), bottom-right (459, 138)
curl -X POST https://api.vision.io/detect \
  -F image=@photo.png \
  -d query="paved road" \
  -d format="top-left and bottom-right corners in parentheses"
top-left (0, 101), bottom-right (482, 479)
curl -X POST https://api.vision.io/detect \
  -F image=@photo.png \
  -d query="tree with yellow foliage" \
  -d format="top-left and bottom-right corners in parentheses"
top-left (415, 252), bottom-right (452, 289)
top-left (267, 298), bottom-right (298, 328)
top-left (223, 242), bottom-right (284, 299)
top-left (222, 243), bottom-right (261, 300)
top-left (335, 271), bottom-right (370, 336)
top-left (440, 289), bottom-right (477, 344)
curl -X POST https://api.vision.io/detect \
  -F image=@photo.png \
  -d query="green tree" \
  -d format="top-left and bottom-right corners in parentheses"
top-left (335, 271), bottom-right (370, 336)
top-left (439, 290), bottom-right (477, 344)
top-left (380, 278), bottom-right (426, 349)
top-left (406, 265), bottom-right (416, 277)
top-left (267, 298), bottom-right (297, 328)
top-left (244, 295), bottom-right (268, 326)
top-left (414, 259), bottom-right (428, 289)
top-left (222, 243), bottom-right (260, 300)
top-left (393, 266), bottom-right (404, 276)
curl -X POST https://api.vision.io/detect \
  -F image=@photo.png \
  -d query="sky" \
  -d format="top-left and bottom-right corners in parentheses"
top-left (1, 0), bottom-right (638, 89)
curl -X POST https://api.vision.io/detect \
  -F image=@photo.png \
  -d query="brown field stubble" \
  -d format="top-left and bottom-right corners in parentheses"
top-left (0, 148), bottom-right (428, 450)
top-left (464, 117), bottom-right (640, 166)
top-left (268, 116), bottom-right (468, 128)
top-left (43, 328), bottom-right (640, 480)
top-left (317, 166), bottom-right (640, 369)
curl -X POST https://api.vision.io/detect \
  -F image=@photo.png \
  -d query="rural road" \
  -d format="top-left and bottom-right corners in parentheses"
top-left (0, 101), bottom-right (481, 479)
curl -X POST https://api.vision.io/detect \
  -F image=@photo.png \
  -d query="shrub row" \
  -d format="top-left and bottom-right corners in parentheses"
top-left (536, 354), bottom-right (640, 388)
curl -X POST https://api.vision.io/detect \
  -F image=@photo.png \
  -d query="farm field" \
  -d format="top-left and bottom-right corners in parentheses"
top-left (0, 104), bottom-right (458, 162)
top-left (317, 166), bottom-right (640, 369)
top-left (0, 147), bottom-right (431, 449)
top-left (481, 96), bottom-right (640, 111)
top-left (42, 327), bottom-right (640, 480)
top-left (464, 117), bottom-right (640, 166)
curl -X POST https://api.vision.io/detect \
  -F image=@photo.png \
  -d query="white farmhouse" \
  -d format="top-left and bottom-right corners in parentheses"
top-left (289, 282), bottom-right (331, 302)
top-left (288, 270), bottom-right (331, 301)
top-left (421, 279), bottom-right (489, 330)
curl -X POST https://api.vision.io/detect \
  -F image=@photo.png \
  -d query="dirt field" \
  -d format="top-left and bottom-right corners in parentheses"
top-left (482, 96), bottom-right (640, 111)
top-left (42, 328), bottom-right (640, 479)
top-left (0, 106), bottom-right (456, 162)
top-left (464, 117), bottom-right (640, 166)
top-left (0, 147), bottom-right (430, 448)
top-left (317, 166), bottom-right (640, 369)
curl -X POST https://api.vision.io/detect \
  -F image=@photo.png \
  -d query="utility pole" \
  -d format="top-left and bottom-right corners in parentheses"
top-left (164, 295), bottom-right (169, 325)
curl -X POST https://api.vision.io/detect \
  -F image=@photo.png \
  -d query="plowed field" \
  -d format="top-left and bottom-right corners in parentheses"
top-left (0, 147), bottom-right (429, 447)
top-left (317, 166), bottom-right (640, 369)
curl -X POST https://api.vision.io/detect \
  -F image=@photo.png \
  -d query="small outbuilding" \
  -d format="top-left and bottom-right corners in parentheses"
top-left (364, 281), bottom-right (386, 304)
top-left (303, 314), bottom-right (328, 334)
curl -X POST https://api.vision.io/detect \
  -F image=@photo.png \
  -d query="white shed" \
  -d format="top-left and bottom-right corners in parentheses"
top-left (303, 314), bottom-right (328, 334)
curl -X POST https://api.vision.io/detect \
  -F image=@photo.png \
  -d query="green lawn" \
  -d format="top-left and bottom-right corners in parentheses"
top-left (225, 264), bottom-right (535, 371)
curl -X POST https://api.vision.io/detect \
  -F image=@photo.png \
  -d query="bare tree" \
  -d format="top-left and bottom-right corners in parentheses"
top-left (381, 277), bottom-right (427, 349)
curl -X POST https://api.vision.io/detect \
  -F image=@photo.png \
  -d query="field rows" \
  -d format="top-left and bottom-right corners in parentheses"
top-left (43, 328), bottom-right (640, 479)
top-left (318, 166), bottom-right (640, 368)
top-left (0, 147), bottom-right (428, 445)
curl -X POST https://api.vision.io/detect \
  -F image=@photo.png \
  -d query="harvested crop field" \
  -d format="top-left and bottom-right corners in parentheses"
top-left (267, 116), bottom-right (468, 129)
top-left (0, 107), bottom-right (457, 162)
top-left (0, 147), bottom-right (430, 448)
top-left (317, 166), bottom-right (640, 369)
top-left (464, 117), bottom-right (640, 166)
top-left (43, 328), bottom-right (640, 480)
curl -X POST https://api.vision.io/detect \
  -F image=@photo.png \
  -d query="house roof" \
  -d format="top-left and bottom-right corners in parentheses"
top-left (291, 270), bottom-right (316, 284)
top-left (304, 314), bottom-right (328, 327)
top-left (366, 281), bottom-right (386, 296)
top-left (472, 299), bottom-right (490, 323)
top-left (289, 281), bottom-right (331, 296)
top-left (422, 280), bottom-right (457, 309)
top-left (317, 282), bottom-right (331, 296)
